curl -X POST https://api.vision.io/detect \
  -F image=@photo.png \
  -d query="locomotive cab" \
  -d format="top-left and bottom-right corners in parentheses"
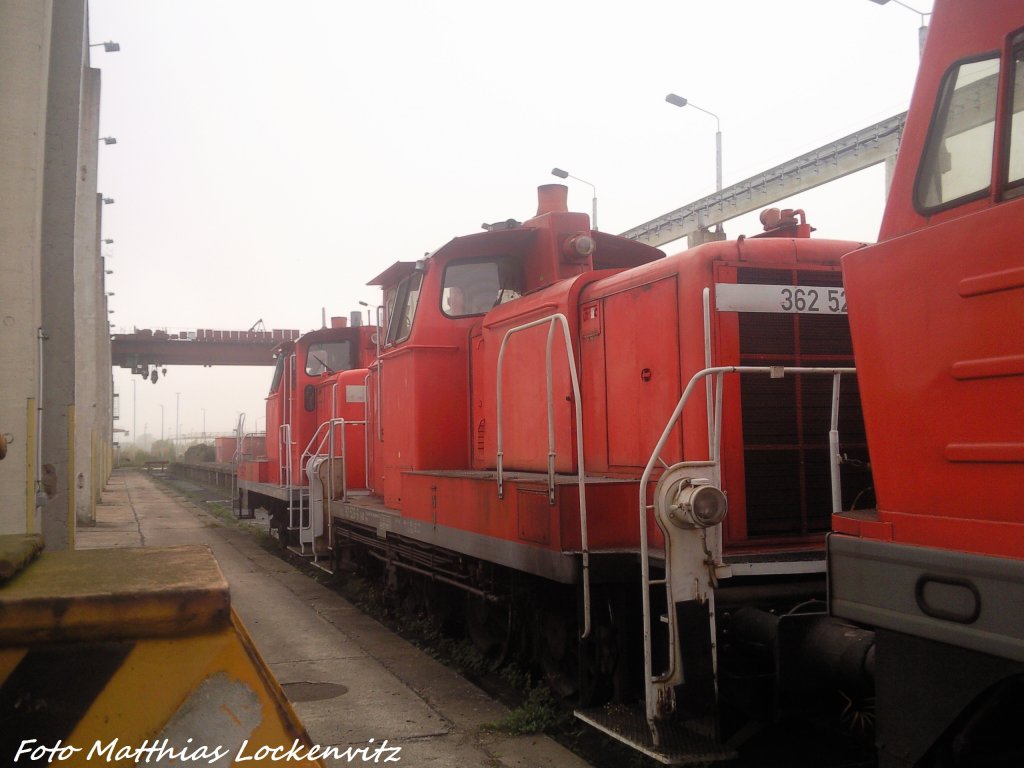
top-left (831, 5), bottom-right (1024, 765)
top-left (236, 319), bottom-right (375, 550)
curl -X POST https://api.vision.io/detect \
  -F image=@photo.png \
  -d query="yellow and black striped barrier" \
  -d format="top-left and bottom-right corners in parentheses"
top-left (0, 536), bottom-right (324, 766)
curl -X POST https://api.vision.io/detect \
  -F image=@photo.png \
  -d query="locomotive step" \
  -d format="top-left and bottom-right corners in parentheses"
top-left (574, 705), bottom-right (737, 765)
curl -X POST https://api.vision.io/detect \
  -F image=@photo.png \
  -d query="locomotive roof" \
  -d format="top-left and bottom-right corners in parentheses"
top-left (367, 228), bottom-right (538, 288)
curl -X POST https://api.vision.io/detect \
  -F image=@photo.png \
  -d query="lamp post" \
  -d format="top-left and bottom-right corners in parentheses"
top-left (868, 0), bottom-right (930, 58)
top-left (665, 94), bottom-right (722, 193)
top-left (550, 168), bottom-right (598, 231)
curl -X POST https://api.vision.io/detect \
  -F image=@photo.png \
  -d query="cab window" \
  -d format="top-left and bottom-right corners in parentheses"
top-left (1005, 37), bottom-right (1024, 190)
top-left (385, 272), bottom-right (423, 345)
top-left (442, 258), bottom-right (523, 318)
top-left (305, 341), bottom-right (352, 375)
top-left (269, 354), bottom-right (286, 394)
top-left (917, 55), bottom-right (1000, 211)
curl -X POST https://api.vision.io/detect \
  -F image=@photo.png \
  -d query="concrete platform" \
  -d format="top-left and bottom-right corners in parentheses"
top-left (78, 469), bottom-right (591, 768)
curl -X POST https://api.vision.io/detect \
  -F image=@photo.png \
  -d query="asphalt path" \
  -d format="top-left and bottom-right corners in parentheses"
top-left (78, 469), bottom-right (592, 768)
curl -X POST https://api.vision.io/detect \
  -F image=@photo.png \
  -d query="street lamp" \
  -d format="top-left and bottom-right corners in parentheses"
top-left (550, 168), bottom-right (598, 230)
top-left (103, 238), bottom-right (114, 244)
top-left (89, 41), bottom-right (121, 53)
top-left (868, 0), bottom-right (930, 57)
top-left (665, 94), bottom-right (723, 193)
top-left (102, 197), bottom-right (114, 205)
top-left (99, 137), bottom-right (117, 145)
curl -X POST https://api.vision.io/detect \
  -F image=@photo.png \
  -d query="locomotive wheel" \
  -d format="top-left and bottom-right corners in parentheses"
top-left (465, 594), bottom-right (512, 663)
top-left (579, 588), bottom-right (633, 706)
top-left (538, 604), bottom-right (578, 699)
top-left (535, 588), bottom-right (635, 706)
top-left (399, 572), bottom-right (428, 616)
top-left (418, 579), bottom-right (460, 635)
top-left (269, 502), bottom-right (290, 548)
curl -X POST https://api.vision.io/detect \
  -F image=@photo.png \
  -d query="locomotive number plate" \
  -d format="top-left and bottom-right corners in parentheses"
top-left (715, 283), bottom-right (847, 315)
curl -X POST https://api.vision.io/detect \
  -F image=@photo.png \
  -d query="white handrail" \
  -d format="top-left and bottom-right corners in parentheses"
top-left (300, 417), bottom-right (369, 510)
top-left (637, 364), bottom-right (856, 732)
top-left (495, 313), bottom-right (592, 639)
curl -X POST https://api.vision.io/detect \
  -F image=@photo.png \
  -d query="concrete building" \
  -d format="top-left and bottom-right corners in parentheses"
top-left (0, 0), bottom-right (113, 547)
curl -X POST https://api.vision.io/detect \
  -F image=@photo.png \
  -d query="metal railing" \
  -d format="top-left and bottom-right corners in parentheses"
top-left (495, 313), bottom-right (592, 638)
top-left (298, 416), bottom-right (367, 553)
top-left (637, 364), bottom-right (856, 732)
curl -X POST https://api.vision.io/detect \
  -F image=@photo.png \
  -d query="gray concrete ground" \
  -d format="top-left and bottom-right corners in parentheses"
top-left (78, 469), bottom-right (592, 768)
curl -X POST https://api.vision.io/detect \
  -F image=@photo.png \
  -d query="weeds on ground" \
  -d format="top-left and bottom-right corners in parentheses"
top-left (481, 685), bottom-right (570, 735)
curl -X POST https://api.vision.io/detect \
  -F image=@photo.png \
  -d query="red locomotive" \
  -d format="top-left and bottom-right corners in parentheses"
top-left (831, 1), bottom-right (1024, 765)
top-left (237, 1), bottom-right (1023, 763)
top-left (242, 195), bottom-right (873, 755)
top-left (237, 317), bottom-right (376, 556)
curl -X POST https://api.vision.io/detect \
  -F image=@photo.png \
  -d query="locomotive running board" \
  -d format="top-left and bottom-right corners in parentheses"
top-left (575, 706), bottom-right (737, 765)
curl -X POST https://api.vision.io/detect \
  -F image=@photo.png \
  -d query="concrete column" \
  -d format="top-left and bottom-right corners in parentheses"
top-left (0, 0), bottom-right (53, 534)
top-left (40, 0), bottom-right (88, 550)
top-left (98, 202), bottom-right (113, 493)
top-left (74, 67), bottom-right (101, 525)
top-left (99, 210), bottom-right (114, 489)
top-left (884, 154), bottom-right (898, 198)
top-left (687, 227), bottom-right (727, 247)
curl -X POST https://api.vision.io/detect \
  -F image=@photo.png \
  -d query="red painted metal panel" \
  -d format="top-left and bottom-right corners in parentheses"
top-left (214, 437), bottom-right (236, 463)
top-left (316, 369), bottom-right (368, 492)
top-left (602, 276), bottom-right (682, 470)
top-left (399, 472), bottom-right (663, 555)
top-left (844, 200), bottom-right (1024, 556)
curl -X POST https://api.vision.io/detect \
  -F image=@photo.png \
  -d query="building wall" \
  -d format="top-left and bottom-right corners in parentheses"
top-left (74, 67), bottom-right (101, 525)
top-left (0, 0), bottom-right (106, 548)
top-left (0, 0), bottom-right (53, 535)
top-left (39, 0), bottom-right (89, 550)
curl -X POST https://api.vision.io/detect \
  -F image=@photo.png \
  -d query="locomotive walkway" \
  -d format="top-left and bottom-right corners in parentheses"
top-left (78, 469), bottom-right (591, 768)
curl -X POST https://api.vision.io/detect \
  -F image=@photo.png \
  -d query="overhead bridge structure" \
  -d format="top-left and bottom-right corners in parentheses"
top-left (621, 111), bottom-right (907, 247)
top-left (111, 328), bottom-right (300, 378)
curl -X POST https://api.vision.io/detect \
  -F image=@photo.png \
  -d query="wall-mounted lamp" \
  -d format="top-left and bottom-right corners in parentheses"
top-left (102, 238), bottom-right (114, 244)
top-left (89, 41), bottom-right (121, 53)
top-left (102, 197), bottom-right (114, 205)
top-left (100, 137), bottom-right (117, 145)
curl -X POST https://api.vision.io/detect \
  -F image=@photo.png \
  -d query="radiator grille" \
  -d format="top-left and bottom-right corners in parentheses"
top-left (735, 268), bottom-right (871, 538)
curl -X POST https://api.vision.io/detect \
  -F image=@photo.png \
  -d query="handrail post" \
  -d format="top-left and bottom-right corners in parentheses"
top-left (637, 364), bottom-right (857, 737)
top-left (830, 373), bottom-right (843, 515)
top-left (495, 313), bottom-right (592, 639)
top-left (544, 319), bottom-right (557, 503)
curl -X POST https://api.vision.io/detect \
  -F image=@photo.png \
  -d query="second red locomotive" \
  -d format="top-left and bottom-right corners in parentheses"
top-left (242, 181), bottom-right (873, 761)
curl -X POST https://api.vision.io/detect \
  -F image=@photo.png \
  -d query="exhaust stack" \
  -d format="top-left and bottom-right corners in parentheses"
top-left (536, 184), bottom-right (569, 216)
